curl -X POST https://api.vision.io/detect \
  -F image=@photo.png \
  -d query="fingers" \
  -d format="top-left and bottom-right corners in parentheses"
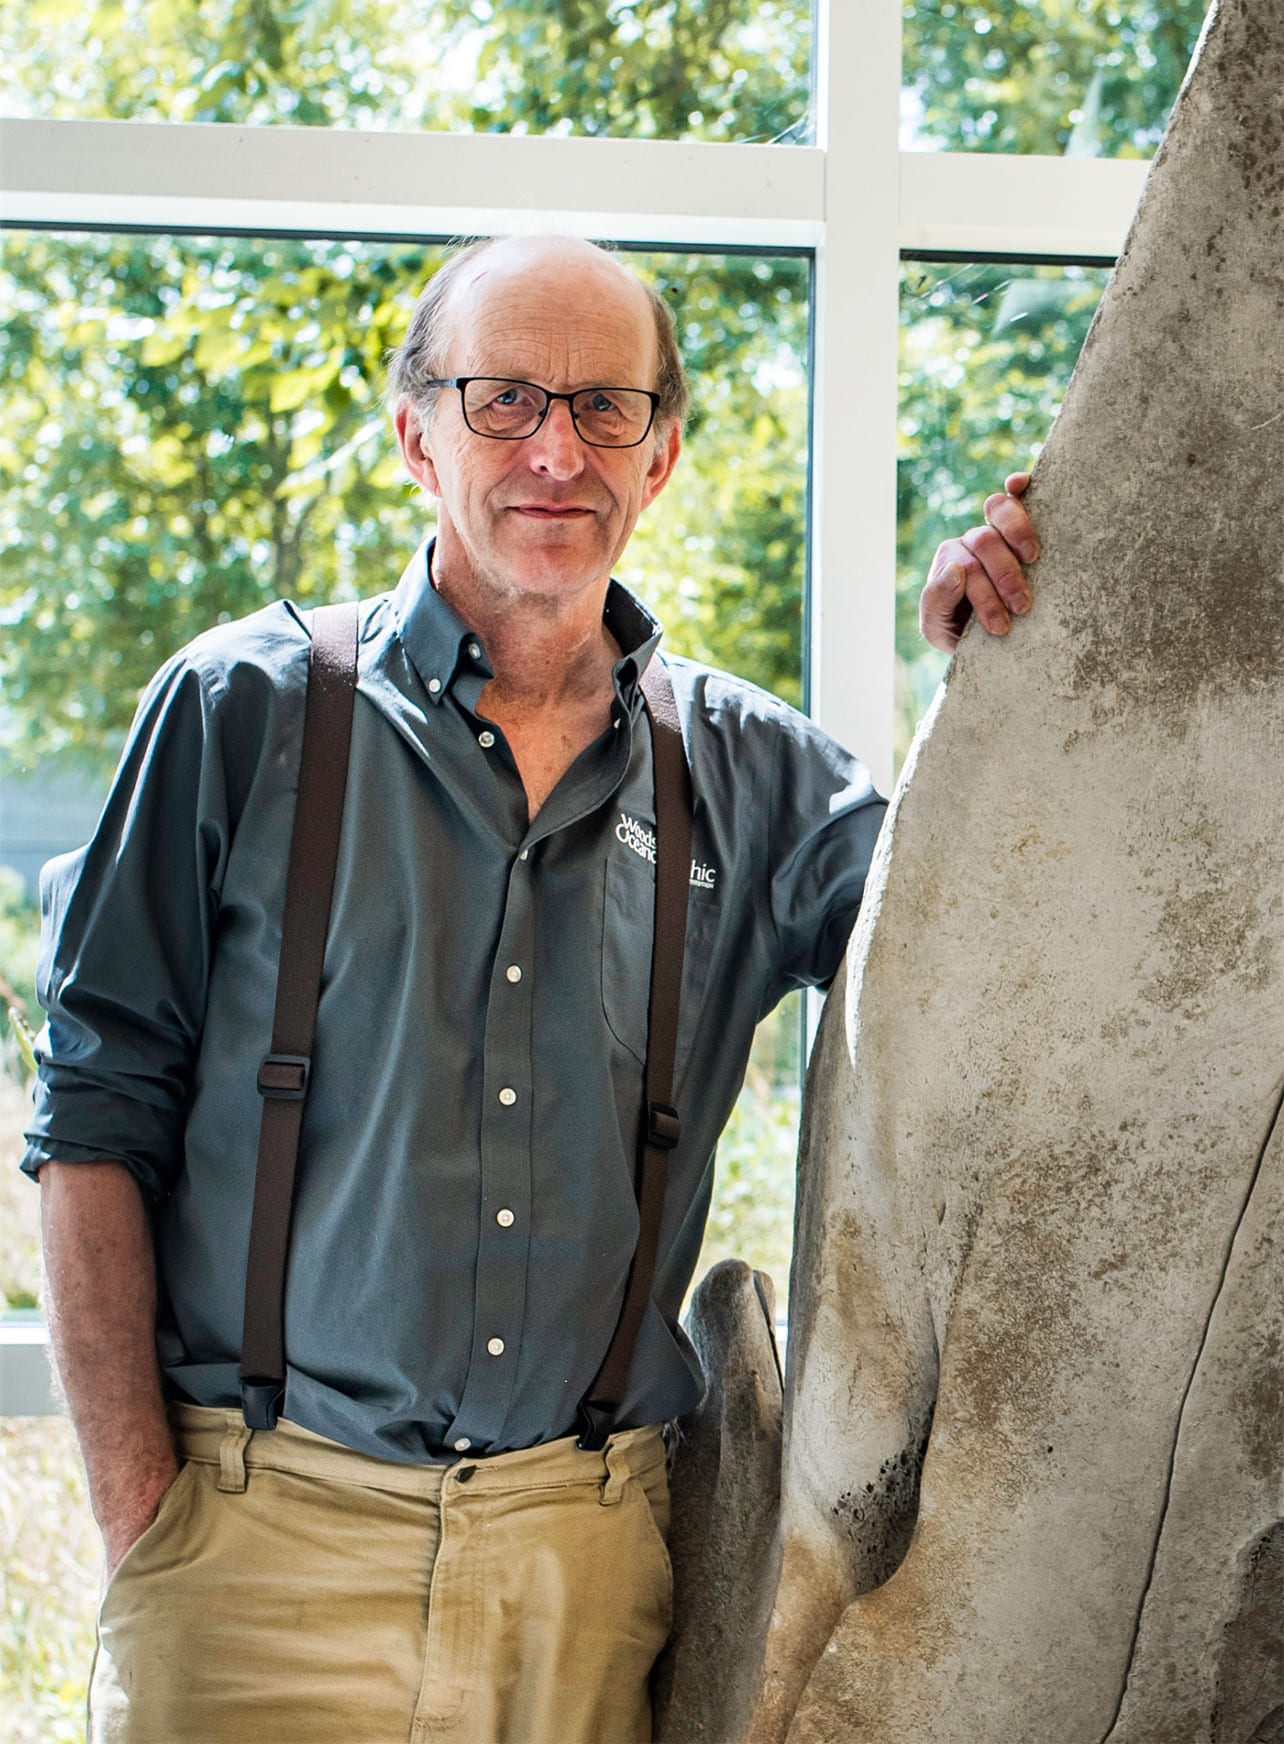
top-left (919, 474), bottom-right (1040, 653)
top-left (983, 488), bottom-right (1040, 565)
top-left (961, 522), bottom-right (1032, 625)
top-left (921, 544), bottom-right (1004, 655)
top-left (919, 554), bottom-right (967, 653)
top-left (919, 527), bottom-right (1030, 653)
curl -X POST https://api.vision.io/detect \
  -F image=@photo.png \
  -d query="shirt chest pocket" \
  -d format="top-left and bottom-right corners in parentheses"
top-left (601, 851), bottom-right (719, 1082)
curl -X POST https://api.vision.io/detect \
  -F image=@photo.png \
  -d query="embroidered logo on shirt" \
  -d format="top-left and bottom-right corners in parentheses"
top-left (615, 813), bottom-right (718, 892)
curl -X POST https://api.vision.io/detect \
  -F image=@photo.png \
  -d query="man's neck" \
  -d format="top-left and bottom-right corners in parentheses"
top-left (430, 540), bottom-right (620, 714)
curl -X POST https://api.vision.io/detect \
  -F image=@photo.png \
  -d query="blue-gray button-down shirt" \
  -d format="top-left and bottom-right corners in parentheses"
top-left (23, 542), bottom-right (886, 1463)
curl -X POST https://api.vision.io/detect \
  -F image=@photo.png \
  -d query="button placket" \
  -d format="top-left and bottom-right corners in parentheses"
top-left (444, 847), bottom-right (537, 1453)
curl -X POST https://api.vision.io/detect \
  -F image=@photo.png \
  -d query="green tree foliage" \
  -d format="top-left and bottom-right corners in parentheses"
top-left (0, 868), bottom-right (41, 1074)
top-left (0, 0), bottom-right (810, 140)
top-left (427, 0), bottom-right (810, 142)
top-left (904, 0), bottom-right (1208, 157)
top-left (1, 235), bottom-right (423, 768)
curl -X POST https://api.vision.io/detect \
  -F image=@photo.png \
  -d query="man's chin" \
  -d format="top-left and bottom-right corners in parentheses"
top-left (495, 520), bottom-right (615, 585)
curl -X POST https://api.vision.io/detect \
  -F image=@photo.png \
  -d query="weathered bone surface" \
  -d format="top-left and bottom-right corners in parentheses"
top-left (658, 1), bottom-right (1284, 1738)
top-left (653, 1261), bottom-right (784, 1738)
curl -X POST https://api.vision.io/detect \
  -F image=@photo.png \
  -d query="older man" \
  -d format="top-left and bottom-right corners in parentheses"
top-left (25, 234), bottom-right (1037, 1744)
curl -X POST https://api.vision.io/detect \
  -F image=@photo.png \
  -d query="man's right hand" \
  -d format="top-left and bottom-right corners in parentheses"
top-left (39, 1159), bottom-right (182, 1584)
top-left (101, 1460), bottom-right (182, 1580)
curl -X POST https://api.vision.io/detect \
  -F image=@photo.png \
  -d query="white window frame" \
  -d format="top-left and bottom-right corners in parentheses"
top-left (0, 0), bottom-right (1151, 1409)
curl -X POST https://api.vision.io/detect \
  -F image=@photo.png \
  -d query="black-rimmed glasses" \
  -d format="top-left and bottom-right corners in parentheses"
top-left (423, 377), bottom-right (660, 448)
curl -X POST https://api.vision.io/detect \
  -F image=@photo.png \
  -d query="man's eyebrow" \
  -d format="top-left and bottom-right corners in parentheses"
top-left (469, 371), bottom-right (647, 391)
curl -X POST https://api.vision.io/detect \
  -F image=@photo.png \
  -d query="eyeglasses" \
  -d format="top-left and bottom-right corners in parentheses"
top-left (423, 377), bottom-right (660, 448)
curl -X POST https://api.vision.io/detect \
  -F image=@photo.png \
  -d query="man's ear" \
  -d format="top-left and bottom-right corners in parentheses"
top-left (641, 419), bottom-right (682, 512)
top-left (394, 401), bottom-right (441, 496)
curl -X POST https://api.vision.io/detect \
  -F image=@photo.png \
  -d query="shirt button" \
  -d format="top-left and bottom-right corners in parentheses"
top-left (468, 641), bottom-right (482, 660)
top-left (518, 848), bottom-right (529, 861)
top-left (496, 1208), bottom-right (515, 1228)
top-left (505, 965), bottom-right (522, 984)
top-left (428, 678), bottom-right (442, 694)
top-left (498, 1087), bottom-right (517, 1107)
top-left (487, 1337), bottom-right (505, 1357)
top-left (454, 1437), bottom-right (471, 1451)
top-left (478, 730), bottom-right (496, 749)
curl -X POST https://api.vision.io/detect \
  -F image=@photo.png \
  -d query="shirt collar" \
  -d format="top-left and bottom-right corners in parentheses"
top-left (391, 538), bottom-right (664, 714)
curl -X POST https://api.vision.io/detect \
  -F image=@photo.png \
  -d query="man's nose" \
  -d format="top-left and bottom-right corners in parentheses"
top-left (526, 399), bottom-right (586, 478)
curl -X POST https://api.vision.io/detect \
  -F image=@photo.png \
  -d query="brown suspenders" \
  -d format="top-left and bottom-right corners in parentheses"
top-left (240, 602), bottom-right (360, 1431)
top-left (576, 658), bottom-right (692, 1450)
top-left (239, 601), bottom-right (694, 1453)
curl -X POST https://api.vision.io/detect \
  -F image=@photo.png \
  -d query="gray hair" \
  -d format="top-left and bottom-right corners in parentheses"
top-left (384, 236), bottom-right (689, 437)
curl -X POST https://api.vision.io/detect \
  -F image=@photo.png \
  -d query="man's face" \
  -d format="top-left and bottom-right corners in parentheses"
top-left (395, 241), bottom-right (680, 607)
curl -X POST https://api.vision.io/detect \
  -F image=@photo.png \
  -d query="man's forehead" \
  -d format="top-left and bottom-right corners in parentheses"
top-left (454, 235), bottom-right (646, 302)
top-left (443, 238), bottom-right (656, 374)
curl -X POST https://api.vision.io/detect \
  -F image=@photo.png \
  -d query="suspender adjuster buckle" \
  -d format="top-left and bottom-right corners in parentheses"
top-left (646, 1100), bottom-right (681, 1151)
top-left (576, 1400), bottom-right (614, 1452)
top-left (257, 1054), bottom-right (311, 1099)
top-left (240, 1378), bottom-right (284, 1430)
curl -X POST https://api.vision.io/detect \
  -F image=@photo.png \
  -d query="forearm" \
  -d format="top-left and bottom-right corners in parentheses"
top-left (40, 1159), bottom-right (179, 1570)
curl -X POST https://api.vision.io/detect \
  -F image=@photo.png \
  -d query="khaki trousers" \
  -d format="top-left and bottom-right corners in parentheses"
top-left (89, 1404), bottom-right (672, 1744)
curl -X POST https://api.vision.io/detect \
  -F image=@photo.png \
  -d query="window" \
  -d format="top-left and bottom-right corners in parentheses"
top-left (1, 0), bottom-right (812, 141)
top-left (902, 0), bottom-right (1206, 157)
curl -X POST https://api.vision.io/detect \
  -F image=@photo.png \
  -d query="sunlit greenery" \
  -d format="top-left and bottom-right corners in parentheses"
top-left (0, 1078), bottom-right (97, 1744)
top-left (0, 0), bottom-right (811, 141)
top-left (904, 0), bottom-right (1205, 156)
top-left (0, 1417), bottom-right (99, 1744)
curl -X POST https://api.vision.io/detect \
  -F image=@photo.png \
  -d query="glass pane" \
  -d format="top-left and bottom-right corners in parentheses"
top-left (903, 1), bottom-right (1206, 157)
top-left (693, 990), bottom-right (802, 1298)
top-left (1, 1056), bottom-right (99, 1742)
top-left (0, 1415), bottom-right (100, 1744)
top-left (897, 258), bottom-right (1113, 764)
top-left (0, 0), bottom-right (813, 142)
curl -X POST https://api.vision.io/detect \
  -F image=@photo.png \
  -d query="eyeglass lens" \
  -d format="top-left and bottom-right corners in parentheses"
top-left (461, 379), bottom-right (654, 446)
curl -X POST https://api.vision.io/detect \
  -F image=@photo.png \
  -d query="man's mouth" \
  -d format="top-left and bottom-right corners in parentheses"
top-left (509, 504), bottom-right (595, 518)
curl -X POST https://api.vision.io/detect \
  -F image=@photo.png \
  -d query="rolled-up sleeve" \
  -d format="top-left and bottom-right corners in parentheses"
top-left (762, 714), bottom-right (887, 1011)
top-left (22, 654), bottom-right (231, 1202)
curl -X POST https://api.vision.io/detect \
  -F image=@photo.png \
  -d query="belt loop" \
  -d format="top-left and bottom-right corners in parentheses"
top-left (601, 1438), bottom-right (629, 1507)
top-left (218, 1413), bottom-right (253, 1493)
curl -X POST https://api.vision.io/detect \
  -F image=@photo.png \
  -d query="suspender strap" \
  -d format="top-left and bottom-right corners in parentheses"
top-left (240, 602), bottom-right (360, 1430)
top-left (577, 656), bottom-right (693, 1450)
